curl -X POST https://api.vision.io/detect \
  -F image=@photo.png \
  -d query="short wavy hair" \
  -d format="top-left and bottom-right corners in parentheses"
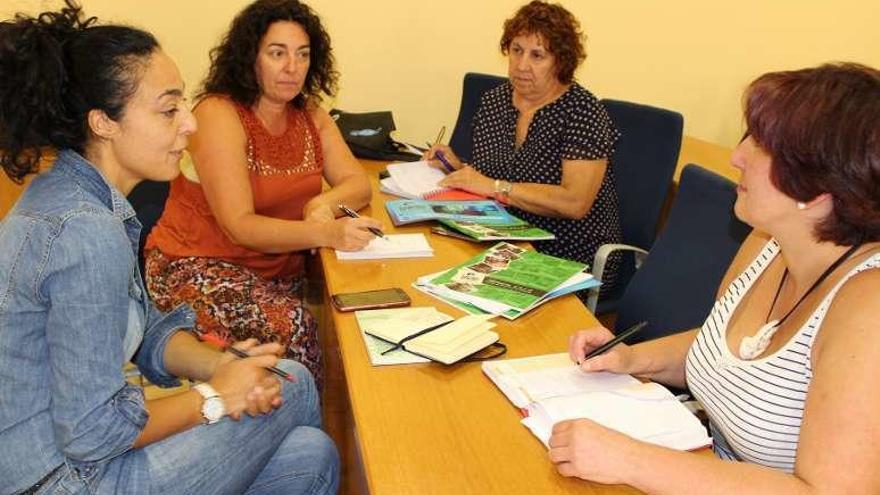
top-left (500, 1), bottom-right (586, 84)
top-left (744, 62), bottom-right (880, 244)
top-left (200, 0), bottom-right (338, 109)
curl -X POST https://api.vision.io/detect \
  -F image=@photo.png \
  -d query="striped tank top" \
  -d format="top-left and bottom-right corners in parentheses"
top-left (685, 239), bottom-right (880, 472)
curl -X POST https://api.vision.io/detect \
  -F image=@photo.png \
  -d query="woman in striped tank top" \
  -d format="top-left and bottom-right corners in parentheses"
top-left (549, 63), bottom-right (880, 493)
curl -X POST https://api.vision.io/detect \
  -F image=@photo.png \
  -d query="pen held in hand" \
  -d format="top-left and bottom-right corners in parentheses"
top-left (226, 346), bottom-right (296, 383)
top-left (434, 150), bottom-right (456, 174)
top-left (337, 203), bottom-right (386, 239)
top-left (583, 321), bottom-right (648, 362)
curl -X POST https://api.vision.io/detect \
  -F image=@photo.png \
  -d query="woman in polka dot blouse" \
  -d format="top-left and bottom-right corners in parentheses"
top-left (425, 1), bottom-right (623, 299)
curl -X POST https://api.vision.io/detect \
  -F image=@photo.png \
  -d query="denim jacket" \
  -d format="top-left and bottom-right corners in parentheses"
top-left (0, 150), bottom-right (195, 494)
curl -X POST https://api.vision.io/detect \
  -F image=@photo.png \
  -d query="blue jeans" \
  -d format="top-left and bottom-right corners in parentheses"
top-left (38, 361), bottom-right (339, 494)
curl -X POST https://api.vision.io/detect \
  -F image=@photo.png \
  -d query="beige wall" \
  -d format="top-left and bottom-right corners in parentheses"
top-left (3, 0), bottom-right (879, 149)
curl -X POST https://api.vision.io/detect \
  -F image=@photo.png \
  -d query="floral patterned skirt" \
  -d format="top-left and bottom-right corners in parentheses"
top-left (144, 249), bottom-right (322, 388)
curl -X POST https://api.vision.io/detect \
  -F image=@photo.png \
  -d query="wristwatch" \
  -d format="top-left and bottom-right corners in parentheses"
top-left (193, 383), bottom-right (225, 424)
top-left (494, 179), bottom-right (513, 204)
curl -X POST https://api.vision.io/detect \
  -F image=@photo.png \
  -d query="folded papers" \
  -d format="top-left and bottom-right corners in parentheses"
top-left (483, 353), bottom-right (711, 451)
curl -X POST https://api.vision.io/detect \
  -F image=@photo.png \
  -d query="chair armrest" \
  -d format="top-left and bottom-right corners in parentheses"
top-left (585, 243), bottom-right (649, 312)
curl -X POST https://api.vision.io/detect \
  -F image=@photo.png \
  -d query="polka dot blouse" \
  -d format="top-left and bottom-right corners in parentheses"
top-left (471, 82), bottom-right (623, 294)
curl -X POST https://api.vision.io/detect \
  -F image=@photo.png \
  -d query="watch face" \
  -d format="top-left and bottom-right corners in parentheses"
top-left (203, 397), bottom-right (225, 422)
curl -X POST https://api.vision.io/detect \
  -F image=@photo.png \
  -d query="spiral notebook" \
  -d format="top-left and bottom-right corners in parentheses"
top-left (382, 161), bottom-right (484, 201)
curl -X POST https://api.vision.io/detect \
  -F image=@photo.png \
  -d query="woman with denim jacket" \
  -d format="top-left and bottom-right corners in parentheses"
top-left (0, 2), bottom-right (338, 494)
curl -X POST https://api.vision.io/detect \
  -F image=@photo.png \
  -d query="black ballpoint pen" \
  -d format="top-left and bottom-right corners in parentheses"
top-left (583, 321), bottom-right (648, 362)
top-left (226, 347), bottom-right (296, 382)
top-left (337, 203), bottom-right (386, 239)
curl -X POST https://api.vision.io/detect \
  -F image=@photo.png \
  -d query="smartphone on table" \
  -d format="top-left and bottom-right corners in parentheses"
top-left (331, 287), bottom-right (411, 312)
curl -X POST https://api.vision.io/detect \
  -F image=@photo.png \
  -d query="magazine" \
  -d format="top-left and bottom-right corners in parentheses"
top-left (413, 242), bottom-right (599, 320)
top-left (385, 199), bottom-right (517, 227)
top-left (435, 219), bottom-right (555, 241)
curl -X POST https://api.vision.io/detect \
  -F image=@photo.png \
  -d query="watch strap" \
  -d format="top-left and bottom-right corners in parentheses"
top-left (193, 383), bottom-right (225, 424)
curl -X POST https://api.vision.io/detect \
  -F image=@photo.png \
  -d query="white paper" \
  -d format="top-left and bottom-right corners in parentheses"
top-left (516, 367), bottom-right (640, 402)
top-left (523, 383), bottom-right (711, 450)
top-left (386, 161), bottom-right (448, 198)
top-left (335, 234), bottom-right (433, 260)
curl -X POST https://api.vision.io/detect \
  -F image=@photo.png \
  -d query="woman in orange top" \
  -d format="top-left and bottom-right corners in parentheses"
top-left (146, 0), bottom-right (379, 387)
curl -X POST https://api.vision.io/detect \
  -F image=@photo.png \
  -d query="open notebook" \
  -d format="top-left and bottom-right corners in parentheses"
top-left (381, 161), bottom-right (484, 201)
top-left (357, 309), bottom-right (498, 365)
top-left (483, 353), bottom-right (711, 451)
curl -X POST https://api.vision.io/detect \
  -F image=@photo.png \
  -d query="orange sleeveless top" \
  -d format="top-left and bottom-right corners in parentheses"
top-left (146, 98), bottom-right (323, 279)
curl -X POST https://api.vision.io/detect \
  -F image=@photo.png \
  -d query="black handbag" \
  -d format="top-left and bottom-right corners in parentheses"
top-left (330, 109), bottom-right (421, 162)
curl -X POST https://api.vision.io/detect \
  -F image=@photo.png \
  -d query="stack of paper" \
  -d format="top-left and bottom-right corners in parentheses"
top-left (355, 307), bottom-right (498, 365)
top-left (413, 242), bottom-right (600, 320)
top-left (335, 234), bottom-right (433, 260)
top-left (380, 161), bottom-right (484, 201)
top-left (483, 353), bottom-right (711, 451)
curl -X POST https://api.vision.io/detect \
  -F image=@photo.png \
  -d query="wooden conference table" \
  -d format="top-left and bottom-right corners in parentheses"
top-left (314, 160), bottom-right (651, 495)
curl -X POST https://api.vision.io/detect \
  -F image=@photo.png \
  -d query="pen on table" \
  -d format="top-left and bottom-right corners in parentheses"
top-left (582, 321), bottom-right (648, 363)
top-left (381, 320), bottom-right (454, 355)
top-left (226, 346), bottom-right (296, 383)
top-left (337, 203), bottom-right (386, 239)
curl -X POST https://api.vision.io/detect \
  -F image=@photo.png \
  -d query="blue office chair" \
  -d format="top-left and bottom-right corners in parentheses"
top-left (586, 99), bottom-right (684, 314)
top-left (127, 179), bottom-right (169, 278)
top-left (614, 164), bottom-right (752, 343)
top-left (448, 72), bottom-right (508, 163)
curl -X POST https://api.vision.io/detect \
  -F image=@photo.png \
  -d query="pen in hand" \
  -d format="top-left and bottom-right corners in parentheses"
top-left (337, 204), bottom-right (386, 239)
top-left (425, 125), bottom-right (455, 173)
top-left (226, 346), bottom-right (296, 383)
top-left (581, 321), bottom-right (648, 363)
top-left (434, 150), bottom-right (456, 174)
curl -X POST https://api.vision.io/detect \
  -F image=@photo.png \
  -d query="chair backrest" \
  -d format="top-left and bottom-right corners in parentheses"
top-left (126, 180), bottom-right (169, 277)
top-left (593, 99), bottom-right (683, 314)
top-left (602, 99), bottom-right (683, 250)
top-left (614, 164), bottom-right (752, 343)
top-left (448, 72), bottom-right (508, 163)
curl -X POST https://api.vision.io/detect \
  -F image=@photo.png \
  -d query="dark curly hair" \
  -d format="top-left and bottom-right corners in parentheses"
top-left (500, 1), bottom-right (586, 84)
top-left (0, 0), bottom-right (158, 183)
top-left (744, 62), bottom-right (880, 244)
top-left (200, 0), bottom-right (338, 109)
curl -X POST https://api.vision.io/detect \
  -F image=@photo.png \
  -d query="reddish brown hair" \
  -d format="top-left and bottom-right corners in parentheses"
top-left (500, 1), bottom-right (585, 84)
top-left (744, 63), bottom-right (880, 245)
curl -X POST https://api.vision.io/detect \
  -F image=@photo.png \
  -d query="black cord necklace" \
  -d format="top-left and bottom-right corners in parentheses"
top-left (740, 242), bottom-right (864, 360)
top-left (765, 243), bottom-right (863, 326)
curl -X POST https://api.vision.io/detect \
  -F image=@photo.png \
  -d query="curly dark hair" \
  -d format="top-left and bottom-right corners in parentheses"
top-left (200, 0), bottom-right (338, 109)
top-left (744, 62), bottom-right (880, 244)
top-left (500, 1), bottom-right (586, 84)
top-left (0, 0), bottom-right (158, 182)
